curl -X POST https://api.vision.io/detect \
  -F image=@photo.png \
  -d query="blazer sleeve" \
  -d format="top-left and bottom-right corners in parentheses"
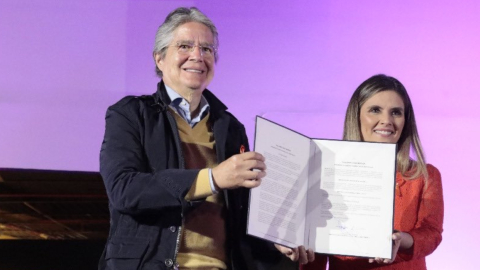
top-left (100, 98), bottom-right (200, 216)
top-left (398, 165), bottom-right (444, 260)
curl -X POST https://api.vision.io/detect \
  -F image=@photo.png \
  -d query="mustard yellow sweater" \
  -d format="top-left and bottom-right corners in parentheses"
top-left (172, 112), bottom-right (227, 270)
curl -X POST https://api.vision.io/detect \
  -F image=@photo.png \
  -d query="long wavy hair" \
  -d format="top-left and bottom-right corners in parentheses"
top-left (343, 74), bottom-right (427, 180)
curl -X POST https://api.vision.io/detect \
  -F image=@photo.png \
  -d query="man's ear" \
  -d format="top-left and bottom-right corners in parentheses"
top-left (154, 53), bottom-right (163, 70)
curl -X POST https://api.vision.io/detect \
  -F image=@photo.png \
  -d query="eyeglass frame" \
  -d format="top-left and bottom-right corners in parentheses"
top-left (169, 41), bottom-right (218, 57)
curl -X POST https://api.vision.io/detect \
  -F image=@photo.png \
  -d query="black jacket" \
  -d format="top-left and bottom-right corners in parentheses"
top-left (99, 81), bottom-right (281, 270)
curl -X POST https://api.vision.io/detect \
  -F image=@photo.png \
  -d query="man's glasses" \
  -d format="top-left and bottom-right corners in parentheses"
top-left (172, 42), bottom-right (217, 57)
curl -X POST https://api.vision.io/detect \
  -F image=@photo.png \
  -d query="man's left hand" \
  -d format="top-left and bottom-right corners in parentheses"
top-left (274, 244), bottom-right (315, 264)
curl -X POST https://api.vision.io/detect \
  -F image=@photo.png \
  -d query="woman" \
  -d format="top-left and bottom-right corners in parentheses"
top-left (303, 74), bottom-right (444, 270)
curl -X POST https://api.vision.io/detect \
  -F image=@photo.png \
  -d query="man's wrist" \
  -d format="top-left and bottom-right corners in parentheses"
top-left (208, 168), bottom-right (219, 194)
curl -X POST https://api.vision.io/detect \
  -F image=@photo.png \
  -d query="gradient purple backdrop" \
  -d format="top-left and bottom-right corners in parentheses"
top-left (1, 0), bottom-right (478, 269)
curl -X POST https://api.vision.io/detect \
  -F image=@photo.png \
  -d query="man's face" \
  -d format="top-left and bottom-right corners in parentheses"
top-left (155, 22), bottom-right (216, 98)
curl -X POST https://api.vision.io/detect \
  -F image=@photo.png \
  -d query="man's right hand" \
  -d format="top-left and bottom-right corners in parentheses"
top-left (211, 151), bottom-right (266, 190)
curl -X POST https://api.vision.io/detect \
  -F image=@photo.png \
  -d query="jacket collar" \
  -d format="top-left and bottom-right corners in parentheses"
top-left (153, 81), bottom-right (228, 119)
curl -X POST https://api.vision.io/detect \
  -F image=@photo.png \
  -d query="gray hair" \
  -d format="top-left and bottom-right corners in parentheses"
top-left (153, 7), bottom-right (219, 78)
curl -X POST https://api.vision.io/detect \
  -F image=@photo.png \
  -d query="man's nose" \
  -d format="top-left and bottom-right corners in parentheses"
top-left (189, 46), bottom-right (204, 59)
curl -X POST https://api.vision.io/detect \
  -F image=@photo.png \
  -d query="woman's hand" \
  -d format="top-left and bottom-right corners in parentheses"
top-left (369, 231), bottom-right (413, 264)
top-left (274, 244), bottom-right (315, 264)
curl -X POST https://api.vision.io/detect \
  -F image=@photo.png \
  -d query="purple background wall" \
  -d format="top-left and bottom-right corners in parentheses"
top-left (1, 0), bottom-right (478, 268)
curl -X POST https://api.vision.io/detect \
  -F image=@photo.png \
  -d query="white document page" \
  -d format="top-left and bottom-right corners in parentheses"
top-left (248, 117), bottom-right (396, 259)
top-left (307, 140), bottom-right (396, 258)
top-left (248, 117), bottom-right (311, 248)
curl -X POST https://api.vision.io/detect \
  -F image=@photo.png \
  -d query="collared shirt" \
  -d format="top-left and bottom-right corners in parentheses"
top-left (165, 85), bottom-right (210, 128)
top-left (165, 84), bottom-right (218, 194)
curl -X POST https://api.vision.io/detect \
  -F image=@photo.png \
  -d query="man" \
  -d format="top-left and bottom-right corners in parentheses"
top-left (99, 7), bottom-right (312, 270)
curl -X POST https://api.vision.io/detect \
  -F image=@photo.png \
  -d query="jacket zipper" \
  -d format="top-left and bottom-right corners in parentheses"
top-left (166, 110), bottom-right (185, 268)
top-left (173, 223), bottom-right (183, 269)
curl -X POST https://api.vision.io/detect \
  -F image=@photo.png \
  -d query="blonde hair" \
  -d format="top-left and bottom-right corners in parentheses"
top-left (343, 74), bottom-right (427, 180)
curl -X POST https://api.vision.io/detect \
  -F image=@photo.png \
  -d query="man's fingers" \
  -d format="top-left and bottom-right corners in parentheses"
top-left (243, 169), bottom-right (266, 180)
top-left (231, 154), bottom-right (266, 172)
top-left (275, 244), bottom-right (293, 255)
top-left (239, 151), bottom-right (265, 162)
top-left (290, 247), bottom-right (299, 261)
top-left (274, 244), bottom-right (300, 262)
top-left (298, 246), bottom-right (308, 264)
top-left (306, 248), bottom-right (315, 262)
top-left (242, 159), bottom-right (266, 171)
top-left (241, 178), bottom-right (262, 188)
top-left (275, 245), bottom-right (315, 263)
top-left (296, 246), bottom-right (315, 264)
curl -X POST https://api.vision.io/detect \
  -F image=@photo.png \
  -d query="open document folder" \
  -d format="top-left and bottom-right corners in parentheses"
top-left (247, 116), bottom-right (396, 259)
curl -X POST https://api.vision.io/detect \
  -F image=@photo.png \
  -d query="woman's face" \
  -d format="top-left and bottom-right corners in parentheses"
top-left (359, 90), bottom-right (405, 143)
